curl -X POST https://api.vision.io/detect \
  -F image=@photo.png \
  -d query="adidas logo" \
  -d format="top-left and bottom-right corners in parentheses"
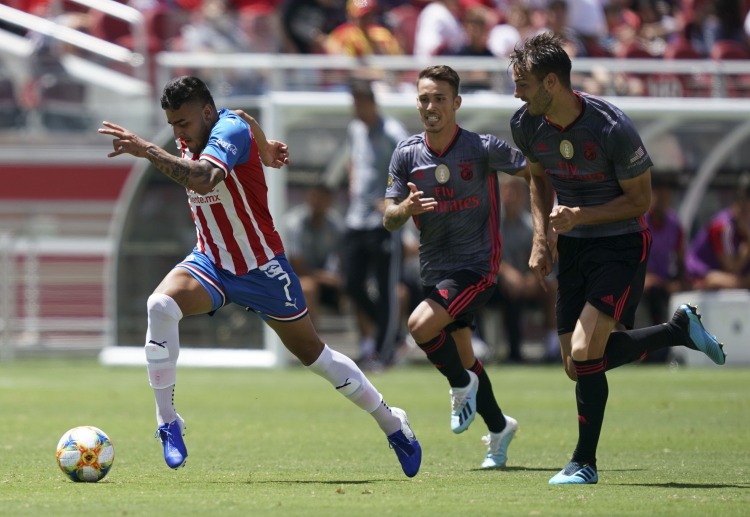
top-left (600, 294), bottom-right (614, 306)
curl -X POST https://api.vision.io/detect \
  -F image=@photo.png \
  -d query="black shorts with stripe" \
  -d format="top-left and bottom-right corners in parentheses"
top-left (422, 269), bottom-right (496, 331)
top-left (556, 230), bottom-right (652, 334)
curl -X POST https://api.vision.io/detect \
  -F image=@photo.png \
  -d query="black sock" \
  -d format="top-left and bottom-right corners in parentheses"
top-left (416, 329), bottom-right (470, 388)
top-left (604, 321), bottom-right (684, 371)
top-left (469, 360), bottom-right (506, 433)
top-left (571, 358), bottom-right (608, 467)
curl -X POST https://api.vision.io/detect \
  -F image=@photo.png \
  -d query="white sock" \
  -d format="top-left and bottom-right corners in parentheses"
top-left (307, 345), bottom-right (400, 435)
top-left (145, 293), bottom-right (182, 426)
top-left (154, 386), bottom-right (177, 426)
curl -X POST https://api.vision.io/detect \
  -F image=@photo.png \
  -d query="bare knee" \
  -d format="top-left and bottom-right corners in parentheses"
top-left (563, 355), bottom-right (577, 381)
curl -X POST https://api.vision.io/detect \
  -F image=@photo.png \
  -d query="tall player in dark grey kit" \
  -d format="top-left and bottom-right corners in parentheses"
top-left (384, 65), bottom-right (525, 468)
top-left (509, 33), bottom-right (726, 485)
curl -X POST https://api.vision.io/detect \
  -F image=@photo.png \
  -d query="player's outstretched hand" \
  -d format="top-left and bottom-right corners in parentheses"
top-left (98, 121), bottom-right (151, 159)
top-left (232, 109), bottom-right (289, 169)
top-left (406, 182), bottom-right (437, 215)
top-left (260, 140), bottom-right (290, 169)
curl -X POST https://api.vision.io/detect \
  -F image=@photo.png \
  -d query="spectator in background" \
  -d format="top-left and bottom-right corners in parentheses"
top-left (179, 0), bottom-right (252, 53)
top-left (641, 173), bottom-right (687, 363)
top-left (685, 173), bottom-right (750, 290)
top-left (487, 3), bottom-right (530, 58)
top-left (325, 79), bottom-right (409, 369)
top-left (279, 0), bottom-right (347, 53)
top-left (543, 0), bottom-right (589, 57)
top-left (490, 175), bottom-right (558, 364)
top-left (326, 0), bottom-right (404, 56)
top-left (284, 183), bottom-right (345, 326)
top-left (446, 4), bottom-right (497, 91)
top-left (412, 0), bottom-right (467, 57)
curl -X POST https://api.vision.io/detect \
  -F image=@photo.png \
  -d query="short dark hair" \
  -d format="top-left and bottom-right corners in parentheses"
top-left (509, 32), bottom-right (572, 89)
top-left (160, 76), bottom-right (216, 111)
top-left (418, 65), bottom-right (461, 97)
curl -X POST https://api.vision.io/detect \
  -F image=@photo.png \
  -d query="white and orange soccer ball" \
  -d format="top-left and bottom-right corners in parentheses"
top-left (56, 426), bottom-right (115, 482)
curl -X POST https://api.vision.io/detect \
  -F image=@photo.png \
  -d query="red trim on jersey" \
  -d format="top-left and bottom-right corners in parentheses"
top-left (487, 172), bottom-right (502, 279)
top-left (425, 125), bottom-right (461, 157)
top-left (544, 93), bottom-right (585, 132)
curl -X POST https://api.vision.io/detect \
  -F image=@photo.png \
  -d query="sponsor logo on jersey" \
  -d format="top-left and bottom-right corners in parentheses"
top-left (216, 138), bottom-right (238, 155)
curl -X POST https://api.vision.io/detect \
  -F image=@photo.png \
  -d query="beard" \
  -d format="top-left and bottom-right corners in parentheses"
top-left (527, 88), bottom-right (553, 116)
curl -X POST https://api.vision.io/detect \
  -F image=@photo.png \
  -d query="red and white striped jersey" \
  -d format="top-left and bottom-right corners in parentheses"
top-left (179, 108), bottom-right (284, 276)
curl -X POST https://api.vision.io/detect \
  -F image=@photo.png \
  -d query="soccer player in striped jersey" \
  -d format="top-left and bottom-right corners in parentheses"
top-left (509, 32), bottom-right (726, 485)
top-left (98, 75), bottom-right (421, 478)
top-left (384, 65), bottom-right (524, 469)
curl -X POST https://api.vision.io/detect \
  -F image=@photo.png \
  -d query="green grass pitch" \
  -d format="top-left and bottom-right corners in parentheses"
top-left (0, 358), bottom-right (747, 516)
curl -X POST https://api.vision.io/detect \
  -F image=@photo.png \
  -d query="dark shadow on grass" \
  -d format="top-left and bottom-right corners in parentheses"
top-left (246, 480), bottom-right (375, 485)
top-left (471, 466), bottom-right (647, 473)
top-left (618, 482), bottom-right (750, 489)
top-left (469, 466), bottom-right (558, 473)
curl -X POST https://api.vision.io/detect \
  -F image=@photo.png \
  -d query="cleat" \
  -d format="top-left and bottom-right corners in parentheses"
top-left (480, 415), bottom-right (518, 469)
top-left (156, 415), bottom-right (188, 469)
top-left (672, 304), bottom-right (726, 365)
top-left (450, 370), bottom-right (479, 433)
top-left (549, 461), bottom-right (598, 485)
top-left (387, 407), bottom-right (422, 478)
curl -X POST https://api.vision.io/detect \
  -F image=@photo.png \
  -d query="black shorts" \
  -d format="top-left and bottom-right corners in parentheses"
top-left (423, 270), bottom-right (496, 331)
top-left (556, 230), bottom-right (651, 334)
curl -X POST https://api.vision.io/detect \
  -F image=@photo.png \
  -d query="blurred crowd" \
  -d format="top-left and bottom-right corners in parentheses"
top-left (6, 0), bottom-right (750, 61)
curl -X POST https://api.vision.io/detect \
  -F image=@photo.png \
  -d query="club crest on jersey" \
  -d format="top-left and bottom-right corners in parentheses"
top-left (583, 142), bottom-right (597, 161)
top-left (435, 164), bottom-right (450, 184)
top-left (559, 139), bottom-right (574, 160)
top-left (459, 162), bottom-right (473, 181)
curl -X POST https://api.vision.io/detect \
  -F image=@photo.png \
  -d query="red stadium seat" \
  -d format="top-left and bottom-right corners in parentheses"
top-left (662, 37), bottom-right (712, 97)
top-left (710, 40), bottom-right (750, 97)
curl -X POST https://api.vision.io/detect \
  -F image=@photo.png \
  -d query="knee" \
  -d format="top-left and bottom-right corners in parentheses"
top-left (147, 293), bottom-right (183, 322)
top-left (407, 313), bottom-right (431, 343)
top-left (563, 356), bottom-right (577, 381)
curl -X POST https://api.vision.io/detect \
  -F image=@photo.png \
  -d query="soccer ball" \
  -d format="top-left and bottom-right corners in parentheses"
top-left (55, 426), bottom-right (115, 482)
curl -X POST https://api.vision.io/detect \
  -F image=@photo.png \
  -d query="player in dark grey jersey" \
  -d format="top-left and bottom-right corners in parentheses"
top-left (509, 32), bottom-right (726, 485)
top-left (384, 65), bottom-right (526, 469)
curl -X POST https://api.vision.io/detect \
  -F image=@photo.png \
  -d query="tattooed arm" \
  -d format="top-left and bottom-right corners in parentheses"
top-left (98, 121), bottom-right (225, 195)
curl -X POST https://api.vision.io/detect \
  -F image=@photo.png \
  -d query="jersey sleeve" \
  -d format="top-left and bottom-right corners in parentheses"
top-left (509, 109), bottom-right (537, 162)
top-left (486, 134), bottom-right (527, 174)
top-left (385, 142), bottom-right (410, 200)
top-left (608, 118), bottom-right (653, 180)
top-left (200, 111), bottom-right (252, 174)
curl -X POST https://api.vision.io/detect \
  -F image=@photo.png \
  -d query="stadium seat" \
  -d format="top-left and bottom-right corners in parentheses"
top-left (0, 76), bottom-right (25, 129)
top-left (36, 75), bottom-right (90, 131)
top-left (662, 37), bottom-right (712, 97)
top-left (710, 39), bottom-right (750, 97)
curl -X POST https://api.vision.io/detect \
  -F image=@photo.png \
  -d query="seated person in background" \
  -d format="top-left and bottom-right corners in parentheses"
top-left (641, 173), bottom-right (688, 363)
top-left (686, 173), bottom-right (750, 290)
top-left (284, 183), bottom-right (345, 325)
top-left (490, 175), bottom-right (558, 363)
top-left (326, 0), bottom-right (404, 56)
